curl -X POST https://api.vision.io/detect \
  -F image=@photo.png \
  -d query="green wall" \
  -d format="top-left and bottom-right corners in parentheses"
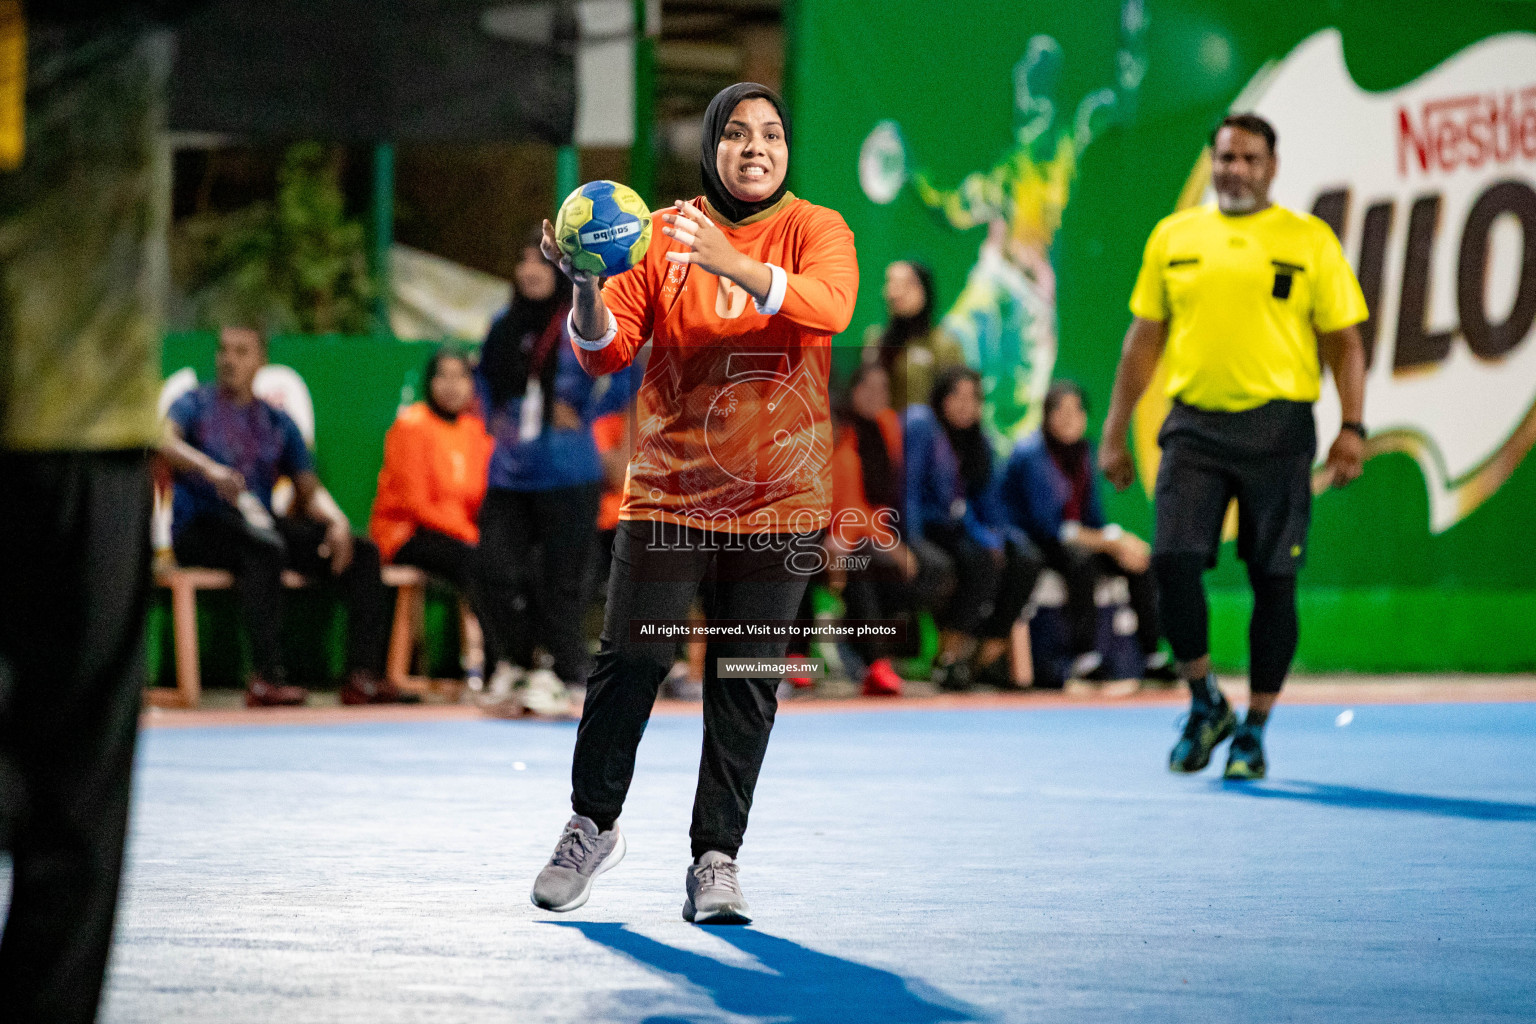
top-left (789, 0), bottom-right (1536, 672)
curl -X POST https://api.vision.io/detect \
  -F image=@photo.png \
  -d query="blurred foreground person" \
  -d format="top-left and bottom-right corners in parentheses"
top-left (161, 327), bottom-right (411, 707)
top-left (1100, 114), bottom-right (1368, 779)
top-left (0, 6), bottom-right (188, 1022)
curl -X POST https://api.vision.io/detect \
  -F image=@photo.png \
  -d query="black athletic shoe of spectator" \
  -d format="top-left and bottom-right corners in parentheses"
top-left (934, 658), bottom-right (975, 693)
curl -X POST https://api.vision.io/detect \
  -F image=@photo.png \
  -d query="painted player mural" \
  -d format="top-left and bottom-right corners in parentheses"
top-left (858, 0), bottom-right (1149, 441)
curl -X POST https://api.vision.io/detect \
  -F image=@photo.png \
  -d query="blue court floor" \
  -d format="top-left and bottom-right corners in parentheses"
top-left (102, 702), bottom-right (1536, 1023)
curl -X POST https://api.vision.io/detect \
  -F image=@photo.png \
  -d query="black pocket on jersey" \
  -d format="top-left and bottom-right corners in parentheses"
top-left (1270, 259), bottom-right (1303, 300)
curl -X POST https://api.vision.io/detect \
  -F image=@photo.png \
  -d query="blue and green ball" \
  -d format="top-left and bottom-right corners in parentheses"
top-left (554, 180), bottom-right (652, 276)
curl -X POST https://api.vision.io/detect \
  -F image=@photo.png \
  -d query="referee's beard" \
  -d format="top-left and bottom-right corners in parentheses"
top-left (1216, 189), bottom-right (1263, 214)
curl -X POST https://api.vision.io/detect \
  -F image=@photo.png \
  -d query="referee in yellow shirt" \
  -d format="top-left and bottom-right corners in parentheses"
top-left (1099, 114), bottom-right (1368, 780)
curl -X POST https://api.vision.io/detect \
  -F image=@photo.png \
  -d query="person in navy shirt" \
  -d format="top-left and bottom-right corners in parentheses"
top-left (904, 367), bottom-right (1042, 690)
top-left (160, 327), bottom-right (407, 707)
top-left (475, 235), bottom-right (634, 712)
top-left (1000, 380), bottom-right (1169, 681)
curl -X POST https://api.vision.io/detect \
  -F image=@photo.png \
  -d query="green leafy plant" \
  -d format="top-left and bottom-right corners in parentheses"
top-left (177, 143), bottom-right (377, 335)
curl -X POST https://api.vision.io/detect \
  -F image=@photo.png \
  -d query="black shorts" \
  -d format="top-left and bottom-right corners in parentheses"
top-left (1152, 400), bottom-right (1316, 577)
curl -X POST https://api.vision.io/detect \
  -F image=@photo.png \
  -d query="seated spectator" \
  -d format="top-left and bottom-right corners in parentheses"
top-left (1002, 380), bottom-right (1171, 680)
top-left (862, 260), bottom-right (965, 410)
top-left (160, 327), bottom-right (411, 707)
top-left (905, 367), bottom-right (1043, 690)
top-left (370, 348), bottom-right (508, 686)
top-left (476, 231), bottom-right (634, 715)
top-left (828, 363), bottom-right (946, 696)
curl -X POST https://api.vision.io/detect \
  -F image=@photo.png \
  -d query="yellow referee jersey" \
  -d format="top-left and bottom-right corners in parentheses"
top-left (1129, 204), bottom-right (1368, 412)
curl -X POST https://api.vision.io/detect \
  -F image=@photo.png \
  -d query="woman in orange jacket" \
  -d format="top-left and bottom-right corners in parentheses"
top-left (529, 82), bottom-right (858, 924)
top-left (369, 349), bottom-right (507, 676)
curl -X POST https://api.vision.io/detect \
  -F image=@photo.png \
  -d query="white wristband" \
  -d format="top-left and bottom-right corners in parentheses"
top-left (1101, 524), bottom-right (1124, 542)
top-left (754, 263), bottom-right (787, 316)
top-left (1059, 520), bottom-right (1082, 544)
top-left (568, 308), bottom-right (618, 350)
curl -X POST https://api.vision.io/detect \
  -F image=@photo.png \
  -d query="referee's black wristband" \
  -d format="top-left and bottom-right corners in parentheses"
top-left (1340, 421), bottom-right (1367, 439)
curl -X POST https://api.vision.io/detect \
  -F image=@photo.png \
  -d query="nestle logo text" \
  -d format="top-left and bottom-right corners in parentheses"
top-left (1397, 86), bottom-right (1536, 177)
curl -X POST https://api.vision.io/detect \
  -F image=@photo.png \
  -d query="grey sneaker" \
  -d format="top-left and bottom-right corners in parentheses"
top-left (530, 815), bottom-right (626, 912)
top-left (683, 850), bottom-right (752, 925)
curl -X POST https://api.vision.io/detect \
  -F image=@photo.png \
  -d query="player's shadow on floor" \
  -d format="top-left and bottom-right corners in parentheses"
top-left (553, 921), bottom-right (985, 1024)
top-left (1217, 779), bottom-right (1536, 821)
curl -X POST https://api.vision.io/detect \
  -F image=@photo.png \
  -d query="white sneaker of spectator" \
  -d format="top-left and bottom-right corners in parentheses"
top-left (520, 668), bottom-right (572, 718)
top-left (1066, 651), bottom-right (1104, 681)
top-left (475, 662), bottom-right (526, 714)
top-left (488, 661), bottom-right (524, 698)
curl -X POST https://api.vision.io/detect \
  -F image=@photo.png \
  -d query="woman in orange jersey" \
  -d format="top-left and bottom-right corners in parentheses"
top-left (369, 349), bottom-right (507, 681)
top-left (530, 82), bottom-right (858, 924)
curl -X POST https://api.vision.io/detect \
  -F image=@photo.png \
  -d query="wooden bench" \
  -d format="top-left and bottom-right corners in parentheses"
top-left (149, 563), bottom-right (433, 709)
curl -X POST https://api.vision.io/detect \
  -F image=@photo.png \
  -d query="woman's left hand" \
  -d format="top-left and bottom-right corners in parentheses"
top-left (661, 200), bottom-right (745, 279)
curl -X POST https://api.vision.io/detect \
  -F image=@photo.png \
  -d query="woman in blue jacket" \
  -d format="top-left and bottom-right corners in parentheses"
top-left (477, 233), bottom-right (633, 710)
top-left (905, 367), bottom-right (1042, 690)
top-left (1000, 380), bottom-right (1167, 680)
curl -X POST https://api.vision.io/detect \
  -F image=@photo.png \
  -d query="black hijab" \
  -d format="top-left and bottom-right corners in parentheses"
top-left (700, 82), bottom-right (792, 225)
top-left (931, 366), bottom-right (992, 499)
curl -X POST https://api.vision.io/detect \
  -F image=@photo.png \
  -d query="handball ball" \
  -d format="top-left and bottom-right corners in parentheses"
top-left (554, 180), bottom-right (652, 276)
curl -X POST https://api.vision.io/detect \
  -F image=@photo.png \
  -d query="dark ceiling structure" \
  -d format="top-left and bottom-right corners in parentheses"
top-left (169, 1), bottom-right (580, 144)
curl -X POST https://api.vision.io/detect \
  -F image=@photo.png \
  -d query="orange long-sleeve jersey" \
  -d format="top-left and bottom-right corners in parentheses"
top-left (572, 194), bottom-right (858, 534)
top-left (369, 402), bottom-right (494, 561)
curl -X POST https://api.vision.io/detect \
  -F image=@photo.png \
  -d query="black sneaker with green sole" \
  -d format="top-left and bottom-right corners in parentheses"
top-left (1223, 725), bottom-right (1267, 780)
top-left (1169, 697), bottom-right (1237, 773)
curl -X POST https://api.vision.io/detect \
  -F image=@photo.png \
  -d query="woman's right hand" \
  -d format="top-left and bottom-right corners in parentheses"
top-left (544, 219), bottom-right (613, 344)
top-left (541, 219), bottom-right (596, 288)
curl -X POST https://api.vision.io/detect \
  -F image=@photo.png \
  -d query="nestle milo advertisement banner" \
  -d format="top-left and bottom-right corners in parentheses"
top-left (789, 0), bottom-right (1536, 671)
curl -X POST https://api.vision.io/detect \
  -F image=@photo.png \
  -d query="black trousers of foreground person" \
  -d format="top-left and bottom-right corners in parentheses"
top-left (0, 451), bottom-right (152, 1024)
top-left (572, 520), bottom-right (816, 860)
top-left (173, 507), bottom-right (392, 681)
top-left (394, 527), bottom-right (517, 669)
top-left (478, 484), bottom-right (600, 684)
